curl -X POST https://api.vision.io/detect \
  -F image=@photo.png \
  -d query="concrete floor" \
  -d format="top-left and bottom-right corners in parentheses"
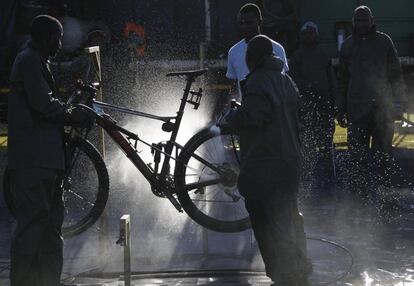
top-left (0, 126), bottom-right (413, 286)
top-left (1, 189), bottom-right (413, 286)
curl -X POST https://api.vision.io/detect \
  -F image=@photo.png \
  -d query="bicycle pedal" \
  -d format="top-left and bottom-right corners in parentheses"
top-left (194, 187), bottom-right (205, 195)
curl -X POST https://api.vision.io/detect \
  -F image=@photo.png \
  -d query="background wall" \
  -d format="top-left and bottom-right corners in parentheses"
top-left (300, 0), bottom-right (414, 57)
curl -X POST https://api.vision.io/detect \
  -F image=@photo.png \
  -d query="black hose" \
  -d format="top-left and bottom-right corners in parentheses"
top-left (228, 131), bottom-right (353, 285)
top-left (306, 236), bottom-right (354, 285)
top-left (0, 237), bottom-right (353, 285)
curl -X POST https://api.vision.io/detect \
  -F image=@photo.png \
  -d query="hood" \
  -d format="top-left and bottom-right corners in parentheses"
top-left (244, 55), bottom-right (284, 85)
top-left (353, 24), bottom-right (377, 38)
top-left (261, 55), bottom-right (284, 72)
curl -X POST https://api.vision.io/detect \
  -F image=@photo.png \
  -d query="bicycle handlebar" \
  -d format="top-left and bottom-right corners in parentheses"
top-left (75, 79), bottom-right (100, 94)
top-left (67, 79), bottom-right (100, 107)
top-left (75, 103), bottom-right (97, 116)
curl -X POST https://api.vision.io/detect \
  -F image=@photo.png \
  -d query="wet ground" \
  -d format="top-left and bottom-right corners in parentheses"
top-left (1, 175), bottom-right (413, 286)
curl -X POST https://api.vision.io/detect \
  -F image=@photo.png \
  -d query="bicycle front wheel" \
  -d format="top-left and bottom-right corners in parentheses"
top-left (3, 137), bottom-right (110, 238)
top-left (174, 127), bottom-right (251, 232)
top-left (62, 136), bottom-right (109, 237)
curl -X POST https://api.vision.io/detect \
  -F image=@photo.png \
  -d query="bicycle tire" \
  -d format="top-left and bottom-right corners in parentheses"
top-left (174, 127), bottom-right (251, 232)
top-left (2, 136), bottom-right (109, 238)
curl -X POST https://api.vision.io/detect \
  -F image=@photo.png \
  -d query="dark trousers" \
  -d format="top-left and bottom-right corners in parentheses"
top-left (348, 112), bottom-right (395, 196)
top-left (9, 168), bottom-right (64, 286)
top-left (244, 189), bottom-right (311, 285)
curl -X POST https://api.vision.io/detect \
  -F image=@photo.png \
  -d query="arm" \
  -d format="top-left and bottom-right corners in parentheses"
top-left (20, 55), bottom-right (86, 125)
top-left (276, 44), bottom-right (289, 72)
top-left (227, 80), bottom-right (239, 101)
top-left (225, 52), bottom-right (241, 102)
top-left (386, 37), bottom-right (407, 110)
top-left (225, 51), bottom-right (237, 81)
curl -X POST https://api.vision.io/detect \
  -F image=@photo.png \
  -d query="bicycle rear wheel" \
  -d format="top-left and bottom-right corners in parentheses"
top-left (2, 136), bottom-right (109, 238)
top-left (174, 127), bottom-right (251, 232)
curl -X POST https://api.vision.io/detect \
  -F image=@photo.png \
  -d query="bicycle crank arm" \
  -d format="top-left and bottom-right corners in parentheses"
top-left (164, 189), bottom-right (183, 212)
top-left (182, 178), bottom-right (221, 192)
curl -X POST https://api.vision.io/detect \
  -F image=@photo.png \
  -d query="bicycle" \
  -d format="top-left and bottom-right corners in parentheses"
top-left (3, 69), bottom-right (250, 238)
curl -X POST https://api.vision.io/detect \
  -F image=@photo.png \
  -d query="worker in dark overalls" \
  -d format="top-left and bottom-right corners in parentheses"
top-left (8, 15), bottom-right (88, 286)
top-left (336, 6), bottom-right (407, 200)
top-left (225, 34), bottom-right (312, 286)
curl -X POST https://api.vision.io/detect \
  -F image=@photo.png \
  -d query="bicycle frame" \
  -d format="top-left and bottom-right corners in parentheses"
top-left (77, 74), bottom-right (222, 211)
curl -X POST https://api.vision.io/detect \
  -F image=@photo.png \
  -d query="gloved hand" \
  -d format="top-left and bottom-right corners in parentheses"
top-left (336, 111), bottom-right (348, 128)
top-left (68, 106), bottom-right (94, 127)
top-left (216, 100), bottom-right (240, 127)
top-left (230, 99), bottom-right (241, 109)
top-left (216, 107), bottom-right (232, 127)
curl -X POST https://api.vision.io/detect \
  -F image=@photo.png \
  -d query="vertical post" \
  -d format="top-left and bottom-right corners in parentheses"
top-left (199, 42), bottom-right (206, 70)
top-left (84, 46), bottom-right (105, 158)
top-left (119, 214), bottom-right (131, 286)
top-left (204, 0), bottom-right (211, 43)
top-left (200, 0), bottom-right (211, 69)
top-left (199, 42), bottom-right (209, 257)
top-left (84, 46), bottom-right (108, 268)
top-left (201, 203), bottom-right (209, 255)
top-left (201, 0), bottom-right (212, 253)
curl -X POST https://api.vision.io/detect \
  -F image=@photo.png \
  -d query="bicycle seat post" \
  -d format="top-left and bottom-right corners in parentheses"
top-left (158, 69), bottom-right (208, 211)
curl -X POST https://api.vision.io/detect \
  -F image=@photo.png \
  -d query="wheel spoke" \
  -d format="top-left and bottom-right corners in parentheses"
top-left (176, 131), bottom-right (250, 232)
top-left (60, 137), bottom-right (109, 238)
top-left (191, 199), bottom-right (241, 203)
top-left (65, 189), bottom-right (95, 207)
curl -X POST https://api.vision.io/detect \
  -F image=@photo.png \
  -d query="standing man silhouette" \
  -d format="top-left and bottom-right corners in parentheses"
top-left (226, 3), bottom-right (288, 100)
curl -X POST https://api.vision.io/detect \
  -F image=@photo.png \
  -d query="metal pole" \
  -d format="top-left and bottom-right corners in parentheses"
top-left (117, 214), bottom-right (131, 286)
top-left (204, 0), bottom-right (211, 43)
top-left (84, 46), bottom-right (109, 268)
top-left (84, 46), bottom-right (105, 158)
top-left (198, 28), bottom-right (210, 256)
top-left (199, 42), bottom-right (206, 70)
top-left (200, 0), bottom-right (211, 69)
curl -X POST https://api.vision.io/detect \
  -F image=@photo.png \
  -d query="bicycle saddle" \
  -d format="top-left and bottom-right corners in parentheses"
top-left (166, 68), bottom-right (208, 78)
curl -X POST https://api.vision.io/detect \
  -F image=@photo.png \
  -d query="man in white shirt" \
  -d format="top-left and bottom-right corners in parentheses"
top-left (226, 3), bottom-right (289, 99)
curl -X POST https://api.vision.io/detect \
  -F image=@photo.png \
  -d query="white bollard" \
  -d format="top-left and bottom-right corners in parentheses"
top-left (117, 214), bottom-right (131, 286)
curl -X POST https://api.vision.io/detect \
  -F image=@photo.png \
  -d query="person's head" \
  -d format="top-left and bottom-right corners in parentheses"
top-left (300, 21), bottom-right (318, 47)
top-left (238, 3), bottom-right (262, 41)
top-left (352, 5), bottom-right (374, 36)
top-left (31, 15), bottom-right (63, 58)
top-left (246, 34), bottom-right (273, 71)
